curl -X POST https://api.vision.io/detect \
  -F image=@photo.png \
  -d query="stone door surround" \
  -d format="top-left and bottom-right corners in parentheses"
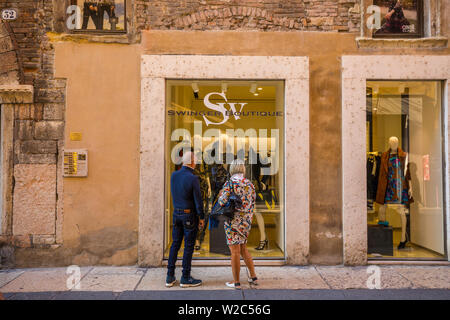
top-left (341, 55), bottom-right (450, 265)
top-left (139, 55), bottom-right (310, 266)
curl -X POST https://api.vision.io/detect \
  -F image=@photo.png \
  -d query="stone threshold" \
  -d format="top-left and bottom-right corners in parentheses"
top-left (356, 36), bottom-right (448, 49)
top-left (368, 260), bottom-right (450, 266)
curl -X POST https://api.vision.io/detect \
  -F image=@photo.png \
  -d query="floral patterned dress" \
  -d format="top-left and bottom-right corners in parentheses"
top-left (384, 153), bottom-right (409, 204)
top-left (218, 173), bottom-right (256, 245)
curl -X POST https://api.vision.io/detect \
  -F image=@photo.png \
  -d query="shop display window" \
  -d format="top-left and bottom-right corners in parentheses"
top-left (372, 0), bottom-right (423, 38)
top-left (366, 81), bottom-right (445, 259)
top-left (164, 80), bottom-right (285, 259)
top-left (68, 0), bottom-right (126, 32)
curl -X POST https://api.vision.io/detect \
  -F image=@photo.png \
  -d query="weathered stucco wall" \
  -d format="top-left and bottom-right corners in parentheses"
top-left (12, 42), bottom-right (142, 267)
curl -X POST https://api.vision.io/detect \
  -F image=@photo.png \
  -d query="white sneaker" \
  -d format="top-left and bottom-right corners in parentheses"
top-left (225, 282), bottom-right (241, 289)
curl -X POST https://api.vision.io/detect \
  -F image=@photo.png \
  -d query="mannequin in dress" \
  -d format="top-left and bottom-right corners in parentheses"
top-left (376, 136), bottom-right (412, 249)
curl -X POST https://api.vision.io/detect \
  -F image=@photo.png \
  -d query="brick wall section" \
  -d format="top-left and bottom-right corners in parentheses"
top-left (0, 0), bottom-right (65, 164)
top-left (0, 21), bottom-right (20, 84)
top-left (136, 0), bottom-right (360, 32)
top-left (0, 0), bottom-right (65, 248)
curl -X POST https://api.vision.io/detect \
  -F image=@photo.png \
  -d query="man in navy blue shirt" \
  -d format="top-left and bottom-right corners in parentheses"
top-left (166, 151), bottom-right (205, 288)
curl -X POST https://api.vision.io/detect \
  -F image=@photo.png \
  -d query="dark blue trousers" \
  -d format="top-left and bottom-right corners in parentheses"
top-left (167, 211), bottom-right (198, 278)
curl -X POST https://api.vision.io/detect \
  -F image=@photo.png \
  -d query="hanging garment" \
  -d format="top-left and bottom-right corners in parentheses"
top-left (375, 148), bottom-right (413, 205)
top-left (367, 154), bottom-right (381, 201)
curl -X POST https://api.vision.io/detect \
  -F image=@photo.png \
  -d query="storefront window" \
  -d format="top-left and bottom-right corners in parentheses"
top-left (372, 0), bottom-right (423, 38)
top-left (164, 80), bottom-right (285, 259)
top-left (366, 81), bottom-right (445, 259)
top-left (68, 0), bottom-right (126, 32)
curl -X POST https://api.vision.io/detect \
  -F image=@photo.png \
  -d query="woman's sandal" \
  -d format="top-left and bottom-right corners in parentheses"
top-left (225, 282), bottom-right (241, 290)
top-left (248, 277), bottom-right (259, 285)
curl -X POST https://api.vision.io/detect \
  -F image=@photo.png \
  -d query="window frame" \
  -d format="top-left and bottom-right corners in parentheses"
top-left (372, 0), bottom-right (424, 39)
top-left (67, 0), bottom-right (128, 35)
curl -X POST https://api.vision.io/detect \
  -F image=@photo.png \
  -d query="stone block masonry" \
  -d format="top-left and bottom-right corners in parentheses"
top-left (0, 0), bottom-right (66, 258)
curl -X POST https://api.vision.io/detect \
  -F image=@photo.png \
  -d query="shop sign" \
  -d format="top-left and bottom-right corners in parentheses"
top-left (168, 91), bottom-right (281, 173)
top-left (167, 91), bottom-right (284, 126)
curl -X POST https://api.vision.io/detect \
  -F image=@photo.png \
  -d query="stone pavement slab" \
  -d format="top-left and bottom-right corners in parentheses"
top-left (340, 289), bottom-right (450, 300)
top-left (0, 267), bottom-right (91, 293)
top-left (391, 267), bottom-right (450, 289)
top-left (76, 267), bottom-right (145, 292)
top-left (118, 289), bottom-right (244, 300)
top-left (315, 266), bottom-right (413, 289)
top-left (4, 292), bottom-right (59, 300)
top-left (243, 289), bottom-right (346, 300)
top-left (2, 289), bottom-right (449, 300)
top-left (55, 291), bottom-right (119, 300)
top-left (136, 267), bottom-right (251, 291)
top-left (244, 289), bottom-right (450, 300)
top-left (250, 266), bottom-right (329, 289)
top-left (0, 270), bottom-right (24, 288)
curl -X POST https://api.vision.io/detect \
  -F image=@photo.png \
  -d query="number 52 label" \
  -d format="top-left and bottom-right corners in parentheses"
top-left (1, 9), bottom-right (18, 21)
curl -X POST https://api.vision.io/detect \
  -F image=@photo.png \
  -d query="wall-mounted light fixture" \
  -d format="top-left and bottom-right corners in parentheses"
top-left (249, 83), bottom-right (257, 94)
top-left (192, 82), bottom-right (199, 99)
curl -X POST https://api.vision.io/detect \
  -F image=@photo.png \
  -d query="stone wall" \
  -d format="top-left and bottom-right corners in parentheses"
top-left (0, 21), bottom-right (20, 84)
top-left (135, 0), bottom-right (360, 32)
top-left (0, 0), bottom-right (65, 263)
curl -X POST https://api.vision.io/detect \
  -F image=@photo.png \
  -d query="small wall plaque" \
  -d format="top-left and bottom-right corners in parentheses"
top-left (70, 132), bottom-right (82, 141)
top-left (63, 149), bottom-right (88, 177)
top-left (1, 9), bottom-right (18, 21)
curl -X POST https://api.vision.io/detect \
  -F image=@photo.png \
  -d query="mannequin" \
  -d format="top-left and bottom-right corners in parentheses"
top-left (194, 161), bottom-right (212, 250)
top-left (376, 136), bottom-right (413, 250)
top-left (249, 148), bottom-right (269, 250)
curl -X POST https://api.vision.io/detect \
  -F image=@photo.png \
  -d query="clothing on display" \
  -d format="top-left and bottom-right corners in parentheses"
top-left (384, 153), bottom-right (409, 204)
top-left (375, 147), bottom-right (413, 205)
top-left (194, 163), bottom-right (211, 246)
top-left (367, 153), bottom-right (381, 201)
top-left (210, 163), bottom-right (229, 202)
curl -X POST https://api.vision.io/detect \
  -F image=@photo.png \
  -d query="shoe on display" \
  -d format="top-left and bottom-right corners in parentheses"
top-left (255, 239), bottom-right (268, 250)
top-left (165, 275), bottom-right (176, 287)
top-left (180, 276), bottom-right (202, 288)
top-left (397, 241), bottom-right (407, 250)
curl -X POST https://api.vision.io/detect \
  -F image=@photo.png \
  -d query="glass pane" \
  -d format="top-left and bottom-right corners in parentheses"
top-left (373, 0), bottom-right (419, 36)
top-left (164, 80), bottom-right (285, 259)
top-left (366, 81), bottom-right (445, 259)
top-left (71, 1), bottom-right (126, 31)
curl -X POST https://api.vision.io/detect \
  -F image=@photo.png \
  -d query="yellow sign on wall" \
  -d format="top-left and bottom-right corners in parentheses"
top-left (70, 132), bottom-right (82, 141)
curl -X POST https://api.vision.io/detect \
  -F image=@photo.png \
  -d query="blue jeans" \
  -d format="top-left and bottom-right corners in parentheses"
top-left (167, 211), bottom-right (198, 278)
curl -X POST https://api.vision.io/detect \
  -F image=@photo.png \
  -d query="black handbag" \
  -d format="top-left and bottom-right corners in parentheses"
top-left (210, 179), bottom-right (243, 223)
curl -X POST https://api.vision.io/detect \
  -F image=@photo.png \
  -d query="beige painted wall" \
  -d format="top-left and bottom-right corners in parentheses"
top-left (53, 42), bottom-right (142, 265)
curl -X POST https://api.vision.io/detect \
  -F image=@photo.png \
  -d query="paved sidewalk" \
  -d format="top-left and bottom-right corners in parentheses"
top-left (1, 265), bottom-right (449, 299)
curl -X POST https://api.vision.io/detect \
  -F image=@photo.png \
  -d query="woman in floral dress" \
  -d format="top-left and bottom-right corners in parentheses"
top-left (217, 159), bottom-right (258, 289)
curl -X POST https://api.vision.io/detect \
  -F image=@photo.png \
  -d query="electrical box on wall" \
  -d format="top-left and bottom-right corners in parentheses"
top-left (63, 149), bottom-right (88, 177)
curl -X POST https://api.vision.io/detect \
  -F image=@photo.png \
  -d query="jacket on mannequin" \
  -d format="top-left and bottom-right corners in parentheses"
top-left (375, 147), bottom-right (413, 205)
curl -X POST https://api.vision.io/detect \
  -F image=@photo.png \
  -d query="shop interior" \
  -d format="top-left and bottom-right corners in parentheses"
top-left (164, 80), bottom-right (285, 259)
top-left (366, 80), bottom-right (446, 259)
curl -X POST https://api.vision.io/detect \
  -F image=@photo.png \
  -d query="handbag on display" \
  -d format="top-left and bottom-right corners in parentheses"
top-left (209, 179), bottom-right (243, 227)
